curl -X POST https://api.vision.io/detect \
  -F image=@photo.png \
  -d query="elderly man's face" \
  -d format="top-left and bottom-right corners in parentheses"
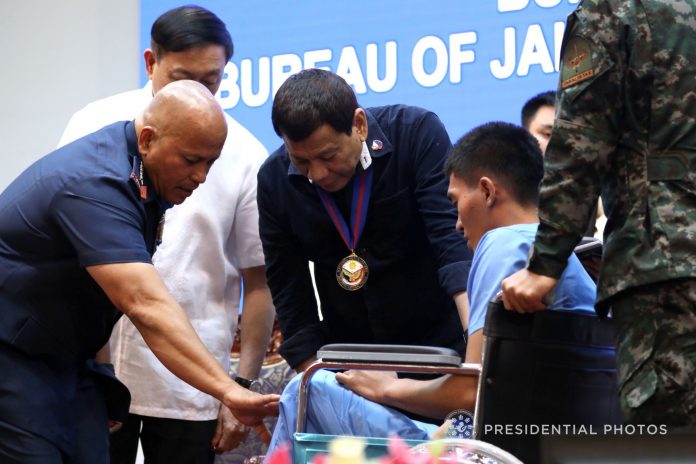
top-left (142, 126), bottom-right (224, 205)
top-left (284, 109), bottom-right (367, 193)
top-left (145, 44), bottom-right (227, 96)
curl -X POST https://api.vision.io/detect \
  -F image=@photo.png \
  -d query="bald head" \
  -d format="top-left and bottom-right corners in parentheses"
top-left (141, 79), bottom-right (227, 143)
top-left (136, 80), bottom-right (228, 205)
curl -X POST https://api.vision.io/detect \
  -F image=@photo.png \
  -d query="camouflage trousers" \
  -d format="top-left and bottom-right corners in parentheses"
top-left (610, 278), bottom-right (696, 428)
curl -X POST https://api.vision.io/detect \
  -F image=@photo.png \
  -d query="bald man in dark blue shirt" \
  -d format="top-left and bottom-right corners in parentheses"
top-left (0, 80), bottom-right (278, 463)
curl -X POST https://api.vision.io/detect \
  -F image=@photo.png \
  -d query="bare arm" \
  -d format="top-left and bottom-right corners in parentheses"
top-left (211, 266), bottom-right (275, 452)
top-left (453, 291), bottom-right (469, 331)
top-left (336, 331), bottom-right (482, 420)
top-left (86, 262), bottom-right (278, 424)
top-left (236, 265), bottom-right (275, 379)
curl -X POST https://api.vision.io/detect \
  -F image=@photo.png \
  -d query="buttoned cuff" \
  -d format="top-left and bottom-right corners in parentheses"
top-left (438, 260), bottom-right (472, 296)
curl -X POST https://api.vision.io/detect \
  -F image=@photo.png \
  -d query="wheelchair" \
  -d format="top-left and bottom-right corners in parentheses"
top-left (294, 343), bottom-right (520, 463)
top-left (286, 237), bottom-right (620, 463)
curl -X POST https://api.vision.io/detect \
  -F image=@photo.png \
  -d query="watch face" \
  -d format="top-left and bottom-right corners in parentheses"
top-left (445, 408), bottom-right (474, 439)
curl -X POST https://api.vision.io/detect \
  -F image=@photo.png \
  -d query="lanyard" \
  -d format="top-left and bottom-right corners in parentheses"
top-left (315, 167), bottom-right (373, 252)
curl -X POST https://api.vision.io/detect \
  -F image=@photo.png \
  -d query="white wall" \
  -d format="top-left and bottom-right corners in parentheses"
top-left (0, 0), bottom-right (140, 190)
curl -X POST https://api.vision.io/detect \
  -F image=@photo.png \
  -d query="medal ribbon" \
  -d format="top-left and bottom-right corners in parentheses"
top-left (316, 167), bottom-right (373, 252)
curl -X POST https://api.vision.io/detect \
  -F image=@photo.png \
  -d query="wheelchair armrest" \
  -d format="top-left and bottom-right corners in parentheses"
top-left (575, 236), bottom-right (602, 282)
top-left (297, 343), bottom-right (481, 434)
top-left (575, 236), bottom-right (602, 257)
top-left (317, 343), bottom-right (462, 366)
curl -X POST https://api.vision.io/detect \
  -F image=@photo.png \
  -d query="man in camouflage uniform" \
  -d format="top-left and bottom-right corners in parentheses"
top-left (500, 0), bottom-right (696, 427)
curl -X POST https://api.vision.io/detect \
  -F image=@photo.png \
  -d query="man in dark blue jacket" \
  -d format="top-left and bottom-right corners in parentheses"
top-left (0, 80), bottom-right (278, 463)
top-left (258, 69), bottom-right (472, 372)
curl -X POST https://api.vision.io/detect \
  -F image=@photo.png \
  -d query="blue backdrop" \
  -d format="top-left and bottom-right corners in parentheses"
top-left (141, 0), bottom-right (579, 154)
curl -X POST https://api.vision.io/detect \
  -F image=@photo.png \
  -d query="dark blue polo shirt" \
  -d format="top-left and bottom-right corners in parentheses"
top-left (0, 120), bottom-right (167, 450)
top-left (258, 105), bottom-right (473, 368)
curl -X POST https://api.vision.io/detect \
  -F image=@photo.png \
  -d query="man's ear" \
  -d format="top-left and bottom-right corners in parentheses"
top-left (353, 108), bottom-right (368, 140)
top-left (144, 49), bottom-right (156, 78)
top-left (138, 126), bottom-right (155, 157)
top-left (480, 177), bottom-right (497, 208)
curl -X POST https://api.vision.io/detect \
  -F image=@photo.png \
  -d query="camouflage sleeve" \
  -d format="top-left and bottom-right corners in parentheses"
top-left (527, 0), bottom-right (624, 278)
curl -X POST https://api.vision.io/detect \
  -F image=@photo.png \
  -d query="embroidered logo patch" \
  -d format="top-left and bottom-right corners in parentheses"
top-left (561, 37), bottom-right (594, 89)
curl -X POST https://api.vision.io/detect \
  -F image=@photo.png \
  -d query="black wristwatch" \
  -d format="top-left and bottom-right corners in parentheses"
top-left (234, 376), bottom-right (256, 389)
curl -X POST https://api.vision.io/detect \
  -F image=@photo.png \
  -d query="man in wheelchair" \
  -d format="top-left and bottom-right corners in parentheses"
top-left (265, 122), bottom-right (602, 456)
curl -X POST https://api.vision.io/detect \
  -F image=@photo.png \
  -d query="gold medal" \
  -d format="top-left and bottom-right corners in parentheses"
top-left (315, 167), bottom-right (374, 291)
top-left (336, 252), bottom-right (369, 291)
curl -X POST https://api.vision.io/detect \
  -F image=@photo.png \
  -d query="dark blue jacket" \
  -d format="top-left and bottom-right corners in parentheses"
top-left (258, 105), bottom-right (472, 368)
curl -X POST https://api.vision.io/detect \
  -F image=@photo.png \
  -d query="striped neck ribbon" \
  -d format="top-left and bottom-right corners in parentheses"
top-left (315, 167), bottom-right (374, 252)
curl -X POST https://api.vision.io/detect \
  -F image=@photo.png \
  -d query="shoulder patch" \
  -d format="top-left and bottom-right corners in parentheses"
top-left (561, 37), bottom-right (594, 89)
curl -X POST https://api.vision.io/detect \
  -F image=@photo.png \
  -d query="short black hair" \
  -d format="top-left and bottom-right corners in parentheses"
top-left (271, 69), bottom-right (358, 141)
top-left (521, 91), bottom-right (555, 129)
top-left (445, 122), bottom-right (543, 207)
top-left (151, 5), bottom-right (233, 62)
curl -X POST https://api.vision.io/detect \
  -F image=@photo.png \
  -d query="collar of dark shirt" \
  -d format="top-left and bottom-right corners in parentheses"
top-left (287, 108), bottom-right (393, 177)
